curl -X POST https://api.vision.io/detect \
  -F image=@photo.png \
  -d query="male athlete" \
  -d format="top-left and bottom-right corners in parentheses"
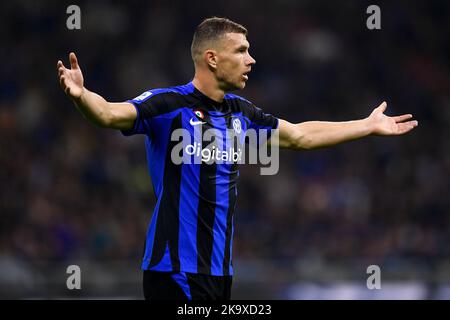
top-left (57, 17), bottom-right (418, 300)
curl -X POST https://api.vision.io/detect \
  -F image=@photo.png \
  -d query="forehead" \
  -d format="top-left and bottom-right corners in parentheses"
top-left (221, 32), bottom-right (249, 48)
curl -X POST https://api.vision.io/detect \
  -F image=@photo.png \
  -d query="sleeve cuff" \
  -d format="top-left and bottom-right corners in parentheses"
top-left (120, 100), bottom-right (141, 136)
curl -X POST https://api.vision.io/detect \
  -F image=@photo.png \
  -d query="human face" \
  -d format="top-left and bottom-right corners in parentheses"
top-left (215, 33), bottom-right (256, 91)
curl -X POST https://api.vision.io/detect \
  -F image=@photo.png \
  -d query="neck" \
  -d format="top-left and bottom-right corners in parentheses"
top-left (192, 73), bottom-right (225, 103)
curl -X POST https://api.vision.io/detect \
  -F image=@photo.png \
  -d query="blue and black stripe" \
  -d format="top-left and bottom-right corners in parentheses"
top-left (122, 82), bottom-right (278, 276)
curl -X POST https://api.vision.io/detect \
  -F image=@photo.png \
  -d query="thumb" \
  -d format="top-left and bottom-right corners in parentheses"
top-left (377, 101), bottom-right (387, 113)
top-left (69, 52), bottom-right (79, 69)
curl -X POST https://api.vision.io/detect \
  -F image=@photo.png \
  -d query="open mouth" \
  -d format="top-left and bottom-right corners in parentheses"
top-left (242, 71), bottom-right (250, 80)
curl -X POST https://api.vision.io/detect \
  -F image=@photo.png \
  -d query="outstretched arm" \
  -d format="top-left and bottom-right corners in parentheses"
top-left (274, 101), bottom-right (418, 150)
top-left (57, 52), bottom-right (136, 130)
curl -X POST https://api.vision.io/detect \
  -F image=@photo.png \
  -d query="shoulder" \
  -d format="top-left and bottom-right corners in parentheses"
top-left (129, 83), bottom-right (195, 119)
top-left (132, 82), bottom-right (195, 104)
top-left (224, 93), bottom-right (253, 106)
top-left (224, 93), bottom-right (256, 116)
top-left (225, 93), bottom-right (278, 128)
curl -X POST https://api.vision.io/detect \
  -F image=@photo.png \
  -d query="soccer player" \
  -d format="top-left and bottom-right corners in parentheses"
top-left (56, 17), bottom-right (418, 300)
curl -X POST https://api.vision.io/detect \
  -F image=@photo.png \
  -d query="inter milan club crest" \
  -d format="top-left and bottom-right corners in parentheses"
top-left (232, 118), bottom-right (242, 134)
top-left (194, 109), bottom-right (204, 119)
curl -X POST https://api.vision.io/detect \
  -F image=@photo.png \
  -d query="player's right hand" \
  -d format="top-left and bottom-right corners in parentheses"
top-left (57, 52), bottom-right (84, 99)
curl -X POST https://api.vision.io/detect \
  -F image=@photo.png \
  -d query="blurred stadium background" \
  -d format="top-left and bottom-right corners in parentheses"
top-left (1, 0), bottom-right (449, 299)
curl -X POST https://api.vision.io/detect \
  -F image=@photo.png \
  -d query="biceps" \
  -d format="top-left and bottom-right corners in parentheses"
top-left (108, 102), bottom-right (137, 130)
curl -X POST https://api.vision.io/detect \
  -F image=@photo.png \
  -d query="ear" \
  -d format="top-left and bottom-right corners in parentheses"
top-left (204, 50), bottom-right (218, 69)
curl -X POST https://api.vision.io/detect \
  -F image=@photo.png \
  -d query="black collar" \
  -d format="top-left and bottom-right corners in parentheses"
top-left (191, 85), bottom-right (229, 113)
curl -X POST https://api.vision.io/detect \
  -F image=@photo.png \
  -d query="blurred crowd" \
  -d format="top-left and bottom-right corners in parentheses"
top-left (1, 0), bottom-right (449, 279)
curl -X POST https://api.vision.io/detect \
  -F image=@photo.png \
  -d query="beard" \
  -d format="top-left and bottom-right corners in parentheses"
top-left (216, 71), bottom-right (245, 92)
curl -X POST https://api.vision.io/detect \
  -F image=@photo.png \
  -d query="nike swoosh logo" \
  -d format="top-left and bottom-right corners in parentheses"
top-left (190, 118), bottom-right (206, 126)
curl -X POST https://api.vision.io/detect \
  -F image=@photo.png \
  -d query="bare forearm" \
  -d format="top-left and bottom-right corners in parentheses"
top-left (296, 119), bottom-right (371, 149)
top-left (277, 102), bottom-right (417, 150)
top-left (58, 53), bottom-right (136, 130)
top-left (72, 88), bottom-right (112, 127)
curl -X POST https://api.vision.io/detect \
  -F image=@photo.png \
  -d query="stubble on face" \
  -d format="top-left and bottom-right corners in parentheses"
top-left (215, 33), bottom-right (253, 91)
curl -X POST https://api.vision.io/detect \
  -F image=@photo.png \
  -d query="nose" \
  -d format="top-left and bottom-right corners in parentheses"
top-left (247, 53), bottom-right (256, 66)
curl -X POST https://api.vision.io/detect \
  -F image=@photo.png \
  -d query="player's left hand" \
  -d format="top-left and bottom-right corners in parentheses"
top-left (366, 101), bottom-right (418, 136)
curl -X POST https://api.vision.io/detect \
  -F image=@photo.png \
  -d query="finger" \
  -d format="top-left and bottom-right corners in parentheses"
top-left (59, 75), bottom-right (73, 96)
top-left (410, 120), bottom-right (418, 127)
top-left (69, 52), bottom-right (79, 69)
top-left (393, 114), bottom-right (413, 123)
top-left (377, 101), bottom-right (387, 113)
top-left (60, 83), bottom-right (67, 95)
top-left (397, 121), bottom-right (418, 134)
top-left (58, 66), bottom-right (68, 80)
top-left (60, 78), bottom-right (71, 95)
top-left (57, 60), bottom-right (66, 71)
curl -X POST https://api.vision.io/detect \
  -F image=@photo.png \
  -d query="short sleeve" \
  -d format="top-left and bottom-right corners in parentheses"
top-left (248, 105), bottom-right (279, 131)
top-left (121, 90), bottom-right (167, 136)
top-left (247, 104), bottom-right (279, 145)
